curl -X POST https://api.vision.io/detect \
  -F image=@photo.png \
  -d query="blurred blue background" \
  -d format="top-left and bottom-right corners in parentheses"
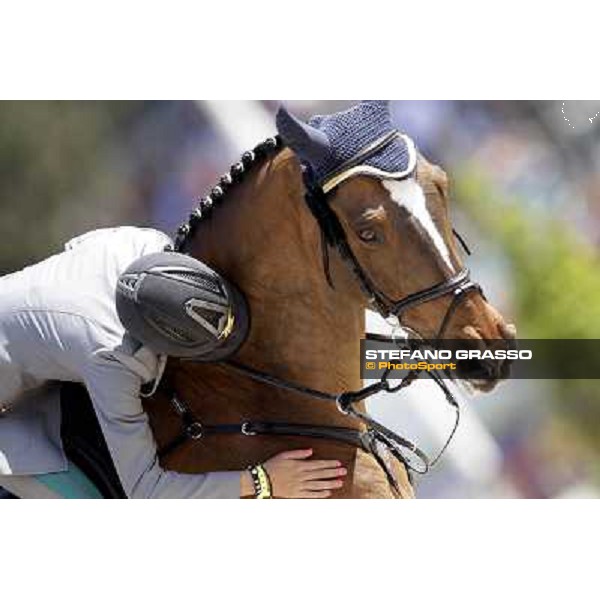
top-left (1, 100), bottom-right (599, 498)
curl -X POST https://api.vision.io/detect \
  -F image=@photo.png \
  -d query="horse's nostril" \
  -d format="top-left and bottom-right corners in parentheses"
top-left (459, 358), bottom-right (497, 380)
top-left (483, 360), bottom-right (500, 380)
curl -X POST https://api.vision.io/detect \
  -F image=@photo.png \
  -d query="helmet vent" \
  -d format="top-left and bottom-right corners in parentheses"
top-left (172, 270), bottom-right (222, 296)
top-left (188, 304), bottom-right (223, 331)
top-left (118, 273), bottom-right (143, 301)
top-left (147, 314), bottom-right (195, 344)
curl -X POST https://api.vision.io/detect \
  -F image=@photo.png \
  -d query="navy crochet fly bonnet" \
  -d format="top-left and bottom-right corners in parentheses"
top-left (276, 101), bottom-right (417, 192)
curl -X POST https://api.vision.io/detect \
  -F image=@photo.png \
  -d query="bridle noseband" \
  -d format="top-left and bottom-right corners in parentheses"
top-left (163, 133), bottom-right (486, 496)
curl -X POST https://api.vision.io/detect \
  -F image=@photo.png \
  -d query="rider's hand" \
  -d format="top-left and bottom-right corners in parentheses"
top-left (241, 448), bottom-right (346, 498)
top-left (265, 448), bottom-right (346, 498)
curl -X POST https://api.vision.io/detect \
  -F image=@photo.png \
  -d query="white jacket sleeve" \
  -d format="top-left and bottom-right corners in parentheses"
top-left (83, 352), bottom-right (242, 499)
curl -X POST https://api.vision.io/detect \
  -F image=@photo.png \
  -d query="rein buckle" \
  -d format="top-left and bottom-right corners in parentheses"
top-left (186, 422), bottom-right (203, 440)
top-left (335, 394), bottom-right (352, 415)
top-left (241, 422), bottom-right (257, 436)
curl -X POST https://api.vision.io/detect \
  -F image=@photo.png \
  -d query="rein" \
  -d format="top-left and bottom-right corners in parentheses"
top-left (165, 133), bottom-right (484, 494)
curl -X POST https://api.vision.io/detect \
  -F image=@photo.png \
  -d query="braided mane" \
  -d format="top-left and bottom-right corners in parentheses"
top-left (173, 135), bottom-right (282, 252)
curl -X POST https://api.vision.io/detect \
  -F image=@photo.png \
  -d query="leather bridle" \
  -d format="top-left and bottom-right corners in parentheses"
top-left (162, 133), bottom-right (486, 495)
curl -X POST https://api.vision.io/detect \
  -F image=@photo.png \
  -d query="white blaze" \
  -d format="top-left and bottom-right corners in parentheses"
top-left (382, 178), bottom-right (454, 271)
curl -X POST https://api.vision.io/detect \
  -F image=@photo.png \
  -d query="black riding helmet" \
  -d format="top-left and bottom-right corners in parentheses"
top-left (115, 252), bottom-right (249, 360)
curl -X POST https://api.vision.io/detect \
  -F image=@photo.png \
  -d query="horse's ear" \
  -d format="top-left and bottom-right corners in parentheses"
top-left (276, 105), bottom-right (331, 164)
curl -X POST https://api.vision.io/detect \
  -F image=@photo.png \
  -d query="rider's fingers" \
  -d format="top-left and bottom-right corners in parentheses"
top-left (300, 459), bottom-right (342, 471)
top-left (302, 467), bottom-right (346, 481)
top-left (304, 479), bottom-right (345, 491)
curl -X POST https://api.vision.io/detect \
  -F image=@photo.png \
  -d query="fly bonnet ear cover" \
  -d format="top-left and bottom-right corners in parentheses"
top-left (116, 252), bottom-right (249, 360)
top-left (275, 100), bottom-right (418, 192)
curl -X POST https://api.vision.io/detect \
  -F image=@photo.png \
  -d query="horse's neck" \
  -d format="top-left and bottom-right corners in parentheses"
top-left (187, 148), bottom-right (364, 394)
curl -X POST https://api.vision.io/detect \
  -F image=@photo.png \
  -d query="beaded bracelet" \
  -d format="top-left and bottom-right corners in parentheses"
top-left (247, 464), bottom-right (272, 499)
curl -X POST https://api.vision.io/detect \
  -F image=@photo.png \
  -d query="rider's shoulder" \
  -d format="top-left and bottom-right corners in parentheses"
top-left (64, 226), bottom-right (173, 254)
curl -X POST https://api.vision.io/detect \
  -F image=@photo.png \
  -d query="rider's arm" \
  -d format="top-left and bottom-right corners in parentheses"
top-left (82, 352), bottom-right (244, 499)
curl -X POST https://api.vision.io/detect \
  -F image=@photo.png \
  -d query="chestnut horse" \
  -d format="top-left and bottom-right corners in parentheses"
top-left (144, 108), bottom-right (515, 499)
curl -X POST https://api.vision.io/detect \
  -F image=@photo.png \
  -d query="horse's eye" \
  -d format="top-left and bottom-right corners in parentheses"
top-left (358, 229), bottom-right (378, 243)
